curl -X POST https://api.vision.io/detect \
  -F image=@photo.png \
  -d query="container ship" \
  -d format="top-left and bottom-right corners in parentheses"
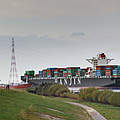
top-left (21, 53), bottom-right (120, 87)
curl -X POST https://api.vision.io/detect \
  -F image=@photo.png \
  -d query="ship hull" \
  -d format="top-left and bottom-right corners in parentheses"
top-left (21, 76), bottom-right (120, 87)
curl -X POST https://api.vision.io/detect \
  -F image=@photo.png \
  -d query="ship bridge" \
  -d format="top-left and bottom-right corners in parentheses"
top-left (86, 53), bottom-right (114, 71)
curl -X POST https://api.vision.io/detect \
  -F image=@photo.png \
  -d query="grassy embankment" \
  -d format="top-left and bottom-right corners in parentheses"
top-left (46, 96), bottom-right (120, 120)
top-left (51, 97), bottom-right (120, 120)
top-left (0, 89), bottom-right (91, 120)
top-left (81, 101), bottom-right (120, 120)
top-left (27, 84), bottom-right (120, 120)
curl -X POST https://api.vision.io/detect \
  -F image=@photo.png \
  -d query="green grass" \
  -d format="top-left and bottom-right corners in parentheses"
top-left (80, 102), bottom-right (120, 120)
top-left (1, 88), bottom-right (119, 120)
top-left (49, 97), bottom-right (120, 120)
top-left (0, 89), bottom-right (91, 120)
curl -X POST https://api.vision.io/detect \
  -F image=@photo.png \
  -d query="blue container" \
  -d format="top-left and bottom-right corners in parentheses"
top-left (39, 74), bottom-right (43, 78)
top-left (106, 68), bottom-right (111, 70)
top-left (39, 71), bottom-right (43, 73)
top-left (47, 68), bottom-right (57, 70)
top-left (114, 68), bottom-right (119, 70)
top-left (113, 71), bottom-right (118, 73)
top-left (96, 74), bottom-right (101, 76)
top-left (47, 75), bottom-right (51, 78)
top-left (96, 72), bottom-right (101, 76)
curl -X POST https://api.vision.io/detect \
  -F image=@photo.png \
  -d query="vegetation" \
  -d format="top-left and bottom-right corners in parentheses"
top-left (27, 84), bottom-right (120, 107)
top-left (27, 83), bottom-right (70, 97)
top-left (0, 88), bottom-right (92, 120)
top-left (79, 88), bottom-right (120, 106)
top-left (81, 102), bottom-right (120, 120)
top-left (51, 97), bottom-right (120, 120)
top-left (26, 84), bottom-right (120, 120)
top-left (27, 84), bottom-right (80, 101)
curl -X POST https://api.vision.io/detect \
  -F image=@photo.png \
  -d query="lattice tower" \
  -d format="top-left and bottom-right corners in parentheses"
top-left (9, 38), bottom-right (18, 84)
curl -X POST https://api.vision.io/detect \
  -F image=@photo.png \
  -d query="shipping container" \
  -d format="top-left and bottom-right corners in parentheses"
top-left (24, 70), bottom-right (35, 77)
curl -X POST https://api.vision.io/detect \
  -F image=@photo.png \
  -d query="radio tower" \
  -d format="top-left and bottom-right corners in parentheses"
top-left (9, 38), bottom-right (18, 85)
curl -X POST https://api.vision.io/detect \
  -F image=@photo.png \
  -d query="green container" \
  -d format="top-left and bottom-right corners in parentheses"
top-left (54, 75), bottom-right (58, 77)
top-left (68, 75), bottom-right (72, 77)
top-left (63, 71), bottom-right (67, 73)
top-left (25, 70), bottom-right (35, 76)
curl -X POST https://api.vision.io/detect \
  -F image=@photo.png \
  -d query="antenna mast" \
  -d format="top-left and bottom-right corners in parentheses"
top-left (9, 37), bottom-right (18, 85)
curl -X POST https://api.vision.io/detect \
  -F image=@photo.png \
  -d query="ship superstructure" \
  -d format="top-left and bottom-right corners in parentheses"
top-left (86, 53), bottom-right (114, 77)
top-left (86, 53), bottom-right (114, 70)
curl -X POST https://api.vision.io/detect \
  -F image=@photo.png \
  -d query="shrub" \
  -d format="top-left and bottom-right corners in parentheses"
top-left (79, 88), bottom-right (98, 101)
top-left (36, 83), bottom-right (70, 97)
top-left (55, 87), bottom-right (70, 97)
top-left (26, 87), bottom-right (37, 94)
top-left (79, 88), bottom-right (120, 107)
top-left (36, 83), bottom-right (52, 96)
top-left (90, 90), bottom-right (100, 102)
top-left (60, 93), bottom-right (79, 100)
top-left (100, 90), bottom-right (112, 104)
top-left (107, 92), bottom-right (120, 106)
top-left (48, 84), bottom-right (70, 97)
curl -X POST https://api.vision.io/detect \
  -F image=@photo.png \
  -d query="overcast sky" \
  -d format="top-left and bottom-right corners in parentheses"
top-left (0, 0), bottom-right (120, 83)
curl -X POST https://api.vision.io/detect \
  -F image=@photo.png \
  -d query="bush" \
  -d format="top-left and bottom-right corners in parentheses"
top-left (55, 87), bottom-right (70, 97)
top-left (107, 92), bottom-right (120, 106)
top-left (79, 88), bottom-right (98, 101)
top-left (48, 84), bottom-right (70, 97)
top-left (79, 88), bottom-right (120, 107)
top-left (100, 90), bottom-right (112, 104)
top-left (36, 83), bottom-right (52, 96)
top-left (60, 93), bottom-right (79, 100)
top-left (35, 83), bottom-right (70, 97)
top-left (26, 87), bottom-right (37, 94)
top-left (90, 90), bottom-right (101, 102)
top-left (97, 90), bottom-right (108, 103)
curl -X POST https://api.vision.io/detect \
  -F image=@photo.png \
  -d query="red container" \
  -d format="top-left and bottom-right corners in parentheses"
top-left (105, 71), bottom-right (111, 76)
top-left (54, 69), bottom-right (59, 72)
top-left (25, 75), bottom-right (28, 77)
top-left (106, 65), bottom-right (111, 67)
top-left (63, 73), bottom-right (68, 77)
top-left (106, 65), bottom-right (113, 69)
top-left (105, 70), bottom-right (111, 72)
top-left (96, 66), bottom-right (105, 70)
top-left (35, 74), bottom-right (39, 77)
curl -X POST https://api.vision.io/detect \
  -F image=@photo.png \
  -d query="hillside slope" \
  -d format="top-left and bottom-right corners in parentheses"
top-left (0, 89), bottom-right (92, 120)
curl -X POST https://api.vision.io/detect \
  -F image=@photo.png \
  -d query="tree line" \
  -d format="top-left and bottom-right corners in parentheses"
top-left (27, 84), bottom-right (120, 107)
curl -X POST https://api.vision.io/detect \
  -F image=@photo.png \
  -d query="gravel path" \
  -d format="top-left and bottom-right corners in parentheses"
top-left (66, 102), bottom-right (107, 120)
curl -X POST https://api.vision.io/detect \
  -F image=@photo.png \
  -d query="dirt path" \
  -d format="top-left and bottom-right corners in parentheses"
top-left (66, 102), bottom-right (107, 120)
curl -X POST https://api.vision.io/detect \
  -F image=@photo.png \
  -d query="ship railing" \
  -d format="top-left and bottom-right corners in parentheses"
top-left (27, 75), bottom-right (112, 80)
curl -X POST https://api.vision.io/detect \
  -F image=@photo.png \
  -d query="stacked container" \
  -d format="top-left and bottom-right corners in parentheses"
top-left (54, 68), bottom-right (59, 77)
top-left (63, 70), bottom-right (68, 77)
top-left (66, 67), bottom-right (80, 77)
top-left (105, 65), bottom-right (113, 76)
top-left (96, 66), bottom-right (105, 76)
top-left (59, 68), bottom-right (65, 77)
top-left (24, 70), bottom-right (35, 77)
top-left (76, 69), bottom-right (81, 77)
top-left (43, 69), bottom-right (47, 77)
top-left (112, 66), bottom-right (120, 77)
top-left (39, 71), bottom-right (43, 78)
top-left (67, 67), bottom-right (72, 77)
top-left (35, 74), bottom-right (39, 78)
top-left (80, 69), bottom-right (87, 76)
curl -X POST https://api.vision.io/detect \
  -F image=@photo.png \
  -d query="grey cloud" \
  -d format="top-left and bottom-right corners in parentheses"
top-left (71, 32), bottom-right (85, 37)
top-left (0, 0), bottom-right (120, 18)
